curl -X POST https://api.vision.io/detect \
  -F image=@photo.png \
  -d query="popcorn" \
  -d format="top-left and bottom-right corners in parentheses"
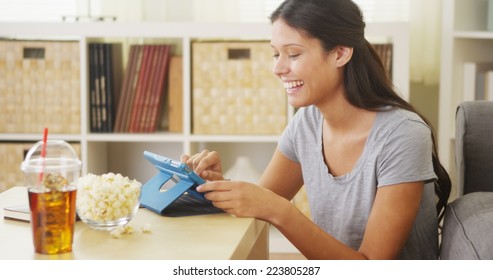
top-left (123, 225), bottom-right (134, 234)
top-left (110, 225), bottom-right (135, 238)
top-left (141, 223), bottom-right (152, 233)
top-left (110, 226), bottom-right (125, 239)
top-left (76, 173), bottom-right (142, 223)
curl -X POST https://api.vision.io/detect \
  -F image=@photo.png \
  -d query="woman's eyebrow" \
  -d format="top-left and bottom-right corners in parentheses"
top-left (270, 43), bottom-right (304, 48)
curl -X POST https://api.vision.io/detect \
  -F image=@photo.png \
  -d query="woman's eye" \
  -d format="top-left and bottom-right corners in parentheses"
top-left (288, 54), bottom-right (300, 59)
top-left (273, 53), bottom-right (280, 59)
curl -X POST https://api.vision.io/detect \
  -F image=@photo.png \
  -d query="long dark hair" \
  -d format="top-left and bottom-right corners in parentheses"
top-left (270, 0), bottom-right (451, 223)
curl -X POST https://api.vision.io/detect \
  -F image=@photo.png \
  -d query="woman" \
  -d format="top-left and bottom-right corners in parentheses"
top-left (182, 0), bottom-right (451, 260)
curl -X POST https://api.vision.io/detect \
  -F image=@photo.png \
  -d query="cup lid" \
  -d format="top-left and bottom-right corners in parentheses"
top-left (21, 140), bottom-right (81, 173)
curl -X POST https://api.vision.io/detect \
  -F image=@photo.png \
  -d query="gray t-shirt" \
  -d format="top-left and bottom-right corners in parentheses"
top-left (278, 105), bottom-right (439, 259)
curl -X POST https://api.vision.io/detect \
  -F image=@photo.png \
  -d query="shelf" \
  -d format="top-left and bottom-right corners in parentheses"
top-left (0, 134), bottom-right (82, 142)
top-left (0, 22), bottom-right (271, 39)
top-left (0, 21), bottom-right (410, 199)
top-left (0, 20), bottom-right (411, 254)
top-left (454, 31), bottom-right (493, 39)
top-left (189, 134), bottom-right (279, 143)
top-left (86, 132), bottom-right (184, 142)
top-left (439, 0), bottom-right (493, 199)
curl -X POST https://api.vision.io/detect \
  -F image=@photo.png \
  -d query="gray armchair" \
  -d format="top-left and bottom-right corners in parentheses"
top-left (439, 101), bottom-right (493, 259)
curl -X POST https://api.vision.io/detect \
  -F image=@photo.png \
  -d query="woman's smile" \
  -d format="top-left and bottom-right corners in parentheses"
top-left (283, 80), bottom-right (305, 94)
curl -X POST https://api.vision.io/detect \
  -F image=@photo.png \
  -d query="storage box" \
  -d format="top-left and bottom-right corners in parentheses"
top-left (0, 142), bottom-right (81, 192)
top-left (192, 41), bottom-right (287, 135)
top-left (0, 40), bottom-right (80, 134)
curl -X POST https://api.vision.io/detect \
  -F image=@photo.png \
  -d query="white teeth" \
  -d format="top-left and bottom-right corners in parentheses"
top-left (283, 80), bottom-right (304, 89)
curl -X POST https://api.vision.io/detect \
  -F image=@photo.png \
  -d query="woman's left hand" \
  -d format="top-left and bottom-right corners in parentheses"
top-left (196, 180), bottom-right (286, 222)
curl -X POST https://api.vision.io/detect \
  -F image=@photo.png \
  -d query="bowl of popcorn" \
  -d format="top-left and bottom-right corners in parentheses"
top-left (76, 173), bottom-right (142, 231)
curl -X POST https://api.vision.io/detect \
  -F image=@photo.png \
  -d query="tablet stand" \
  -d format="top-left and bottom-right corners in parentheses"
top-left (140, 151), bottom-right (223, 217)
top-left (140, 172), bottom-right (195, 215)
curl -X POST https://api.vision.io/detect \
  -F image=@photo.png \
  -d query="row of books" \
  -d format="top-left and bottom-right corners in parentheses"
top-left (88, 43), bottom-right (123, 132)
top-left (113, 44), bottom-right (172, 133)
top-left (89, 43), bottom-right (174, 133)
top-left (462, 62), bottom-right (493, 102)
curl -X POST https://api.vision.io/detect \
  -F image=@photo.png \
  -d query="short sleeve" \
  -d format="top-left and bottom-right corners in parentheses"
top-left (377, 119), bottom-right (437, 187)
top-left (278, 109), bottom-right (303, 163)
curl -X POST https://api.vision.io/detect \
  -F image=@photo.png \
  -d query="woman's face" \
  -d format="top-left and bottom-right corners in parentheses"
top-left (270, 18), bottom-right (346, 108)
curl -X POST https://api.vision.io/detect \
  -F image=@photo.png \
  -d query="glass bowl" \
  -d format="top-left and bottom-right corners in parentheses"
top-left (76, 173), bottom-right (142, 231)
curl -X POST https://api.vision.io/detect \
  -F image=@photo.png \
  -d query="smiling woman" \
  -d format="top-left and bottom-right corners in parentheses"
top-left (182, 0), bottom-right (450, 260)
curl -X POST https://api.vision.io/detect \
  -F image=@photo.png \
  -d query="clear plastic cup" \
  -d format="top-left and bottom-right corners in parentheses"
top-left (21, 140), bottom-right (81, 254)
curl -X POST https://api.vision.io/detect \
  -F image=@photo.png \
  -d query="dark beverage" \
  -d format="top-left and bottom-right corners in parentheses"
top-left (28, 185), bottom-right (77, 254)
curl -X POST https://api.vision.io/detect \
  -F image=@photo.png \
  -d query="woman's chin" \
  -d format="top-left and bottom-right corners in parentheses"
top-left (287, 97), bottom-right (307, 108)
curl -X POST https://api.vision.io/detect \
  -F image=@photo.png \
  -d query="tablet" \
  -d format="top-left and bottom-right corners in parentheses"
top-left (140, 150), bottom-right (223, 216)
top-left (143, 150), bottom-right (205, 197)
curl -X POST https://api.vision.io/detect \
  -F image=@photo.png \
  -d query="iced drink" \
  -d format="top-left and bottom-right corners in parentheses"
top-left (28, 182), bottom-right (77, 254)
top-left (22, 140), bottom-right (81, 255)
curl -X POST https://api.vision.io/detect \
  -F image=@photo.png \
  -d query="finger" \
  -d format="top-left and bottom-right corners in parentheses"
top-left (200, 170), bottom-right (224, 181)
top-left (199, 152), bottom-right (222, 174)
top-left (196, 181), bottom-right (231, 193)
top-left (193, 150), bottom-right (217, 175)
top-left (180, 154), bottom-right (190, 164)
top-left (183, 153), bottom-right (199, 169)
top-left (189, 150), bottom-right (209, 171)
top-left (203, 188), bottom-right (235, 202)
top-left (211, 201), bottom-right (233, 211)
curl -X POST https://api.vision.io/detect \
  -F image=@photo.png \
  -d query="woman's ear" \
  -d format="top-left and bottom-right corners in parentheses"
top-left (335, 46), bottom-right (353, 67)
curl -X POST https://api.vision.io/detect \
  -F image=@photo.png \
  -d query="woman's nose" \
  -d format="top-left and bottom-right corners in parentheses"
top-left (273, 56), bottom-right (289, 76)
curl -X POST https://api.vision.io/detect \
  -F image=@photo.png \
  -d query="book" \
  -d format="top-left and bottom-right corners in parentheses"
top-left (488, 0), bottom-right (493, 31)
top-left (140, 45), bottom-right (161, 132)
top-left (462, 62), bottom-right (493, 101)
top-left (102, 43), bottom-right (123, 132)
top-left (97, 43), bottom-right (107, 132)
top-left (3, 204), bottom-right (30, 222)
top-left (123, 45), bottom-right (145, 132)
top-left (116, 45), bottom-right (142, 132)
top-left (114, 45), bottom-right (138, 132)
top-left (129, 45), bottom-right (153, 132)
top-left (88, 43), bottom-right (98, 132)
top-left (484, 70), bottom-right (493, 101)
top-left (3, 203), bottom-right (81, 222)
top-left (103, 43), bottom-right (113, 132)
top-left (146, 45), bottom-right (172, 132)
top-left (89, 43), bottom-right (105, 132)
top-left (168, 56), bottom-right (183, 132)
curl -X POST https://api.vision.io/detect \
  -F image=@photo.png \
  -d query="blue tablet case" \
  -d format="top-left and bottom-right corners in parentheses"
top-left (140, 151), bottom-right (223, 217)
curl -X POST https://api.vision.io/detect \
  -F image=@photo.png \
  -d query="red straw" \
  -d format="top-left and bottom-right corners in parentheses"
top-left (38, 128), bottom-right (48, 185)
top-left (41, 128), bottom-right (48, 157)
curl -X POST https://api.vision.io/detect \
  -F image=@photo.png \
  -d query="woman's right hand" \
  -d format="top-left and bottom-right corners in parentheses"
top-left (181, 150), bottom-right (224, 181)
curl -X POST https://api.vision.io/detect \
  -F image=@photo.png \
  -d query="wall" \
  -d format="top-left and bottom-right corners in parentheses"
top-left (410, 82), bottom-right (439, 131)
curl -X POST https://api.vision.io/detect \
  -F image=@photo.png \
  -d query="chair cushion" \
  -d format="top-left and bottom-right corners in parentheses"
top-left (455, 101), bottom-right (493, 194)
top-left (440, 192), bottom-right (493, 259)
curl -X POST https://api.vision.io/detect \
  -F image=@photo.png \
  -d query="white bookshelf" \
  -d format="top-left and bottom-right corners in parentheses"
top-left (439, 0), bottom-right (493, 198)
